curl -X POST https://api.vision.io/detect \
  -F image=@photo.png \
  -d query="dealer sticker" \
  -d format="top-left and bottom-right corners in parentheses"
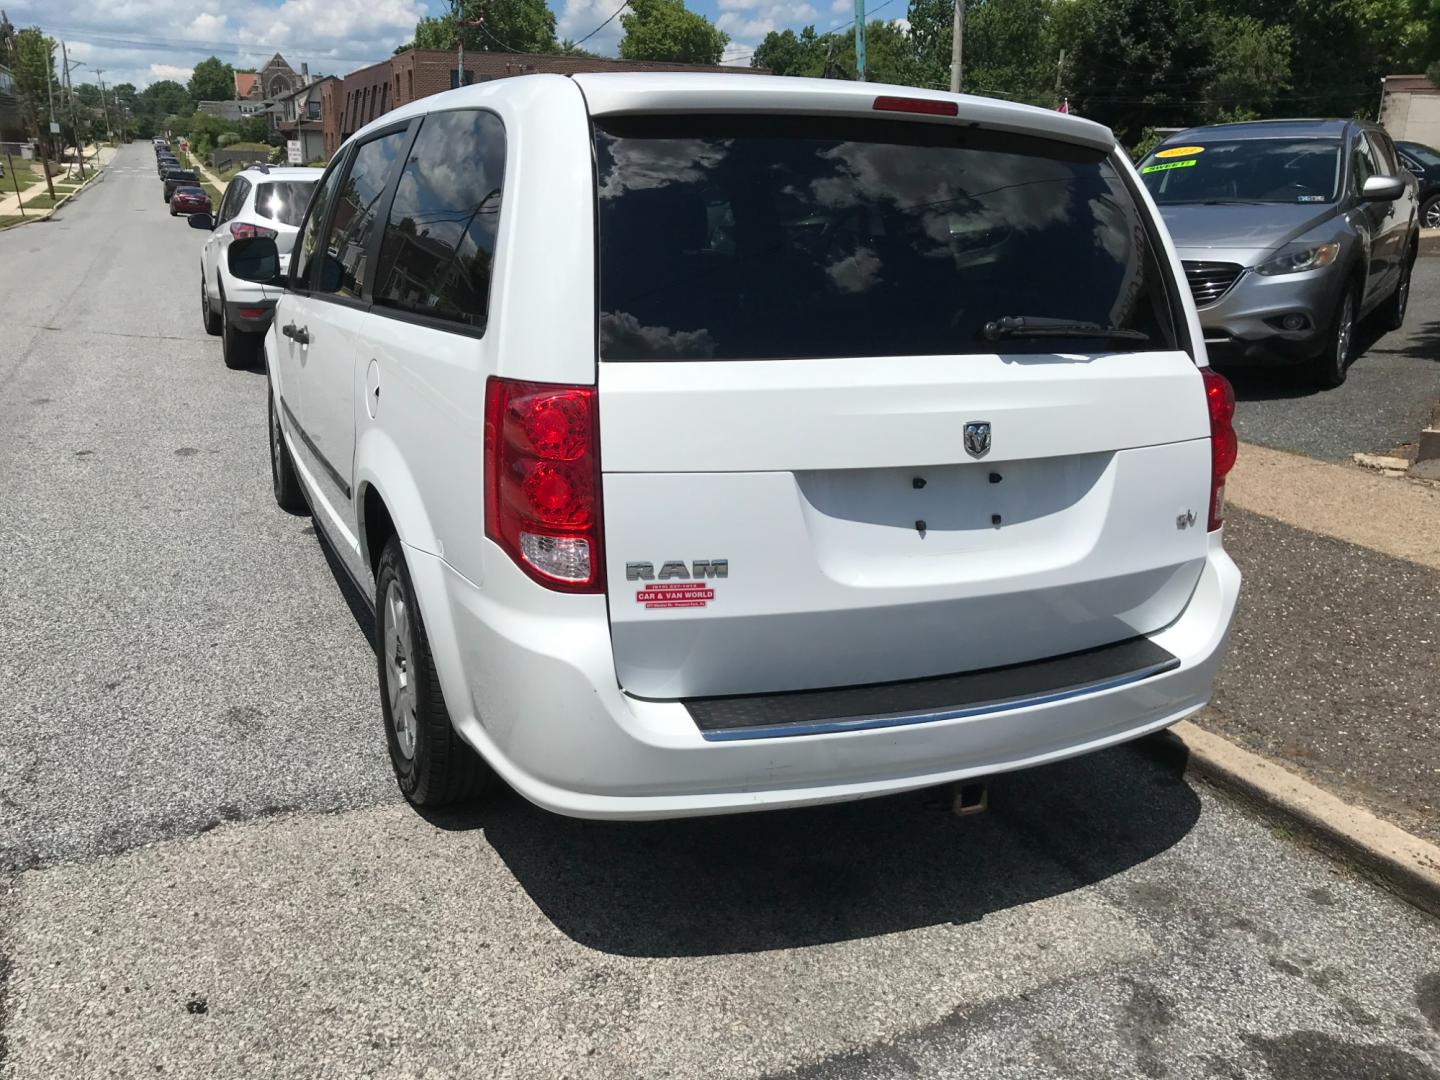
top-left (1155, 145), bottom-right (1205, 158)
top-left (636, 582), bottom-right (716, 609)
top-left (1141, 159), bottom-right (1197, 174)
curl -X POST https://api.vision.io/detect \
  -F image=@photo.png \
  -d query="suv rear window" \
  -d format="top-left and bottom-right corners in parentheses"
top-left (593, 115), bottom-right (1178, 360)
top-left (255, 181), bottom-right (313, 227)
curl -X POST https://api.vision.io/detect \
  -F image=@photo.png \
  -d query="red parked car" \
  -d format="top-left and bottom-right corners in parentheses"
top-left (170, 185), bottom-right (211, 217)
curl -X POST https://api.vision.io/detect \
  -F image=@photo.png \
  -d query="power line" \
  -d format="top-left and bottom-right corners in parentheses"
top-left (573, 0), bottom-right (629, 47)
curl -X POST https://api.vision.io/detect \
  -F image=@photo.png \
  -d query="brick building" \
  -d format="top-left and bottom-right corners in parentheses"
top-left (331, 49), bottom-right (765, 157)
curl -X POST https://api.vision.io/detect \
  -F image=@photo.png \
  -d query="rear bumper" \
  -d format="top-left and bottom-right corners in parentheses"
top-left (413, 532), bottom-right (1240, 820)
top-left (224, 298), bottom-right (276, 334)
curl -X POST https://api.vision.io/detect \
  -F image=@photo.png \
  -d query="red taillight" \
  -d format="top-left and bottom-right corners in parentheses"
top-left (237, 306), bottom-right (267, 318)
top-left (484, 377), bottom-right (603, 592)
top-left (1203, 368), bottom-right (1237, 531)
top-left (873, 95), bottom-right (959, 117)
top-left (230, 221), bottom-right (278, 241)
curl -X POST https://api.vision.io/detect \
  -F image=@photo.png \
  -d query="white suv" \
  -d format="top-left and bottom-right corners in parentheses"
top-left (194, 164), bottom-right (322, 369)
top-left (225, 74), bottom-right (1242, 819)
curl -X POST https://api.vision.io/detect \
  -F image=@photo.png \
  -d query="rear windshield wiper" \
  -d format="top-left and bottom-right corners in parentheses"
top-left (981, 316), bottom-right (1150, 343)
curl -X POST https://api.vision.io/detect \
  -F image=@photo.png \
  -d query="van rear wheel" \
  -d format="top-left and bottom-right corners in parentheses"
top-left (375, 538), bottom-right (493, 807)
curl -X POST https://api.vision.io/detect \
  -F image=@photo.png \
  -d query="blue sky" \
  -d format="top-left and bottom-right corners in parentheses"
top-left (3, 0), bottom-right (866, 91)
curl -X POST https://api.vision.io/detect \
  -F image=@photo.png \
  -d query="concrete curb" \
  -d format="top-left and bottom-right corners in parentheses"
top-left (1421, 228), bottom-right (1440, 257)
top-left (1162, 720), bottom-right (1440, 918)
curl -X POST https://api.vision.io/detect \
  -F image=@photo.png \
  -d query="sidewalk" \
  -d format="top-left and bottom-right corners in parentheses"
top-left (0, 143), bottom-right (119, 220)
top-left (1203, 442), bottom-right (1440, 846)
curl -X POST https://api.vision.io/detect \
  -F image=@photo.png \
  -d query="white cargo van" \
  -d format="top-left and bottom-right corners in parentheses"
top-left (226, 73), bottom-right (1241, 818)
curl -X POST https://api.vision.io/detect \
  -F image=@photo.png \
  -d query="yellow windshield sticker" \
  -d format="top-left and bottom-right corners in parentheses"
top-left (1141, 159), bottom-right (1197, 174)
top-left (1156, 145), bottom-right (1205, 158)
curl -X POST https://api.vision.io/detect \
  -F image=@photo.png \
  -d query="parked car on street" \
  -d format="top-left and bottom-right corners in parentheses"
top-left (226, 74), bottom-right (1242, 818)
top-left (1395, 140), bottom-right (1440, 230)
top-left (169, 185), bottom-right (211, 217)
top-left (1138, 119), bottom-right (1419, 387)
top-left (157, 155), bottom-right (178, 176)
top-left (189, 164), bottom-right (321, 368)
top-left (162, 169), bottom-right (200, 204)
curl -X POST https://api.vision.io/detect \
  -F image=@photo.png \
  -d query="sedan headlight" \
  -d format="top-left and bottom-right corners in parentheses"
top-left (1254, 241), bottom-right (1341, 276)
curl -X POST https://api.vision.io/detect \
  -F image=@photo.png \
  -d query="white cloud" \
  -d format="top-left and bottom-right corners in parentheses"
top-left (554, 0), bottom-right (625, 55)
top-left (715, 0), bottom-right (816, 41)
top-left (3, 0), bottom-right (424, 88)
top-left (721, 42), bottom-right (757, 66)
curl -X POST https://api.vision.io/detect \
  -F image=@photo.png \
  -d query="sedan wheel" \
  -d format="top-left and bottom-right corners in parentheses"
top-left (1423, 195), bottom-right (1440, 231)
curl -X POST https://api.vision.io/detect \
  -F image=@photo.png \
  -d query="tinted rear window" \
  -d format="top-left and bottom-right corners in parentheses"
top-left (594, 115), bottom-right (1177, 360)
top-left (255, 181), bottom-right (314, 227)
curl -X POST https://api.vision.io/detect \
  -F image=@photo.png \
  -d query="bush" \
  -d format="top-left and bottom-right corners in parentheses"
top-left (217, 132), bottom-right (240, 147)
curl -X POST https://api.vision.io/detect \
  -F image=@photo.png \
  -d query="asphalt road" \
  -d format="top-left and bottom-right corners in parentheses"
top-left (1, 144), bottom-right (1438, 1079)
top-left (1228, 257), bottom-right (1440, 460)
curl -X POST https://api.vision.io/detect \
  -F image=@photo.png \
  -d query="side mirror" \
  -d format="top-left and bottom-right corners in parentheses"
top-left (229, 236), bottom-right (283, 286)
top-left (1361, 174), bottom-right (1404, 203)
top-left (187, 212), bottom-right (214, 230)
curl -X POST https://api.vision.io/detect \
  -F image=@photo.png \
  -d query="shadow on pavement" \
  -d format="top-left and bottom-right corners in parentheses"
top-left (417, 738), bottom-right (1201, 958)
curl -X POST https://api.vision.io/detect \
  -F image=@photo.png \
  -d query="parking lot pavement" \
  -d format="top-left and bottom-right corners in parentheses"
top-left (2, 143), bottom-right (1439, 1079)
top-left (1207, 507), bottom-right (1440, 846)
top-left (1227, 257), bottom-right (1440, 462)
top-left (5, 752), bottom-right (1440, 1080)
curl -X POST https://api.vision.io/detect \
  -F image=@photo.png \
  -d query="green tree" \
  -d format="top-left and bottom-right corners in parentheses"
top-left (188, 56), bottom-right (235, 102)
top-left (139, 79), bottom-right (193, 119)
top-left (619, 0), bottom-right (728, 64)
top-left (1200, 15), bottom-right (1290, 120)
top-left (405, 0), bottom-right (557, 54)
top-left (11, 28), bottom-right (58, 153)
top-left (752, 27), bottom-right (821, 74)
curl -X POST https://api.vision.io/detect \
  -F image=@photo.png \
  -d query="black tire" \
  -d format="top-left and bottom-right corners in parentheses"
top-left (1422, 194), bottom-right (1440, 232)
top-left (267, 376), bottom-right (308, 515)
top-left (375, 538), bottom-right (492, 807)
top-left (169, 206), bottom-right (176, 216)
top-left (1373, 240), bottom-right (1416, 332)
top-left (1312, 281), bottom-right (1359, 389)
top-left (200, 274), bottom-right (221, 336)
top-left (219, 294), bottom-right (258, 370)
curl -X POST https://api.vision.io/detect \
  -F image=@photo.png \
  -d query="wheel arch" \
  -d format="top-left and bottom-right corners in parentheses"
top-left (354, 427), bottom-right (440, 577)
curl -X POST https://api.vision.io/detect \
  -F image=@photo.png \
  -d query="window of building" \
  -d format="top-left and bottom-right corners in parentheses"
top-left (372, 110), bottom-right (505, 333)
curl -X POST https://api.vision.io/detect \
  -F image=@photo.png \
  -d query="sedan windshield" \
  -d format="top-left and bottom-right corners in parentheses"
top-left (1140, 139), bottom-right (1342, 205)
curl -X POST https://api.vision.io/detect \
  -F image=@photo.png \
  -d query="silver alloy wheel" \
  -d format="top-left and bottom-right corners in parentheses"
top-left (1425, 199), bottom-right (1440, 230)
top-left (383, 580), bottom-right (418, 761)
top-left (1336, 293), bottom-right (1354, 368)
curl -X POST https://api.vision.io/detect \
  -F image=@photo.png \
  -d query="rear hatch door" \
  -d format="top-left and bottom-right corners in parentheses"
top-left (589, 102), bottom-right (1209, 700)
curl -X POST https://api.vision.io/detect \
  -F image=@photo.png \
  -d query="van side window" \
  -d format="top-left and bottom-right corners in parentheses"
top-left (292, 153), bottom-right (350, 288)
top-left (311, 128), bottom-right (410, 299)
top-left (372, 110), bottom-right (505, 333)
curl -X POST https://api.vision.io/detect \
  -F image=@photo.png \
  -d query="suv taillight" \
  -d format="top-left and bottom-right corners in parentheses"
top-left (484, 377), bottom-right (604, 592)
top-left (1203, 368), bottom-right (1237, 530)
top-left (230, 222), bottom-right (278, 241)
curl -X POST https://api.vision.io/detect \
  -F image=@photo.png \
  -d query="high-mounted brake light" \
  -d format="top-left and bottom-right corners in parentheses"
top-left (873, 95), bottom-right (959, 117)
top-left (1203, 368), bottom-right (1237, 531)
top-left (484, 377), bottom-right (604, 592)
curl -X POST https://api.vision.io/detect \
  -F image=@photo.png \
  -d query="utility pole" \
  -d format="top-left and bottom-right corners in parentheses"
top-left (60, 41), bottom-right (86, 180)
top-left (454, 0), bottom-right (464, 89)
top-left (949, 0), bottom-right (964, 92)
top-left (38, 38), bottom-right (57, 199)
top-left (853, 0), bottom-right (866, 81)
top-left (95, 68), bottom-right (113, 141)
top-left (1054, 48), bottom-right (1065, 109)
